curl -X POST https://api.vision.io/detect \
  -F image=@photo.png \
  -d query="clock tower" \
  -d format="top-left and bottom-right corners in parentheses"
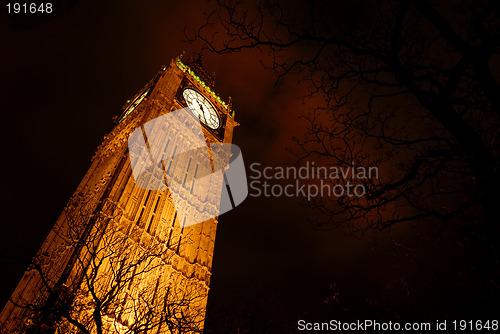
top-left (0, 55), bottom-right (237, 333)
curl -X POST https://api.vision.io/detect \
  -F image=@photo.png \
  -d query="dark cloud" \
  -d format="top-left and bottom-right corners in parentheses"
top-left (2, 1), bottom-right (497, 332)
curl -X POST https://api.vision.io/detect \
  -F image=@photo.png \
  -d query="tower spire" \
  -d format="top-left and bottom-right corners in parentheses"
top-left (184, 52), bottom-right (215, 89)
top-left (0, 58), bottom-right (238, 333)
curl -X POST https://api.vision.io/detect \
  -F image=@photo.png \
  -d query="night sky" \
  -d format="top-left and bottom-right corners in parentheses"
top-left (1, 1), bottom-right (499, 333)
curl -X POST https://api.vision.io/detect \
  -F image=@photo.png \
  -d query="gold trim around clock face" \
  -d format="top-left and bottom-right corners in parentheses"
top-left (120, 88), bottom-right (150, 122)
top-left (182, 88), bottom-right (220, 129)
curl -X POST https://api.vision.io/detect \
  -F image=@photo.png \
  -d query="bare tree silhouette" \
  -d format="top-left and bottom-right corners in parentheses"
top-left (189, 0), bottom-right (500, 304)
top-left (2, 193), bottom-right (206, 334)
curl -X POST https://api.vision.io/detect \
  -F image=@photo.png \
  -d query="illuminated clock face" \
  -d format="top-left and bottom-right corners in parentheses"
top-left (119, 88), bottom-right (150, 122)
top-left (182, 88), bottom-right (220, 129)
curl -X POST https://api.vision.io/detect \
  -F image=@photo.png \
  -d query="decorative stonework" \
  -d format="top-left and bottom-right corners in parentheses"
top-left (176, 57), bottom-right (235, 118)
top-left (0, 57), bottom-right (236, 333)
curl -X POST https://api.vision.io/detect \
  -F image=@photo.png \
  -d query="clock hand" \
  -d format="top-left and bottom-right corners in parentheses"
top-left (198, 102), bottom-right (208, 123)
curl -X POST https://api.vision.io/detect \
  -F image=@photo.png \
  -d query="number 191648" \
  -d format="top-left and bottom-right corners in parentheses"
top-left (452, 320), bottom-right (498, 331)
top-left (6, 3), bottom-right (52, 14)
